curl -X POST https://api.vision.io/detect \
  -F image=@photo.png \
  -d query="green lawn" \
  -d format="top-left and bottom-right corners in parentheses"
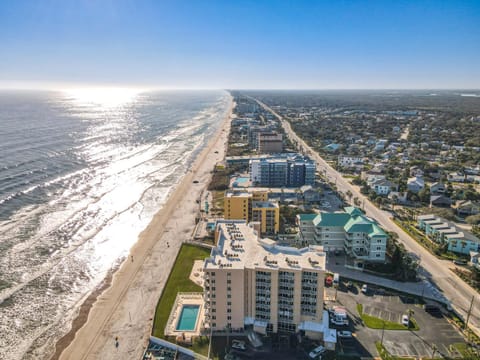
top-left (357, 304), bottom-right (419, 331)
top-left (152, 244), bottom-right (211, 338)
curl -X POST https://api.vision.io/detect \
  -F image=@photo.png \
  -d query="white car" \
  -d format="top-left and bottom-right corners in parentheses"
top-left (309, 345), bottom-right (326, 359)
top-left (361, 284), bottom-right (368, 294)
top-left (337, 330), bottom-right (353, 338)
top-left (401, 314), bottom-right (410, 326)
top-left (231, 340), bottom-right (246, 351)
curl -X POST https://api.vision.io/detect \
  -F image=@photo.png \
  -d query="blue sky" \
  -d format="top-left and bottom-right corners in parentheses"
top-left (0, 0), bottom-right (479, 89)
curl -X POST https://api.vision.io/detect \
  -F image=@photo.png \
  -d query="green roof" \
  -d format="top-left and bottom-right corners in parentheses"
top-left (298, 213), bottom-right (318, 222)
top-left (344, 215), bottom-right (386, 237)
top-left (344, 206), bottom-right (364, 217)
top-left (313, 212), bottom-right (351, 227)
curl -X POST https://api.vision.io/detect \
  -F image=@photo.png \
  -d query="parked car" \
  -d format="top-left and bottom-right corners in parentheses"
top-left (453, 259), bottom-right (467, 266)
top-left (345, 281), bottom-right (354, 290)
top-left (337, 330), bottom-right (353, 338)
top-left (361, 284), bottom-right (368, 294)
top-left (401, 314), bottom-right (410, 326)
top-left (231, 340), bottom-right (246, 351)
top-left (330, 318), bottom-right (349, 326)
top-left (309, 345), bottom-right (326, 359)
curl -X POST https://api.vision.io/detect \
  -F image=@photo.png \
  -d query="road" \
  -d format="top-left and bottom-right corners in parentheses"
top-left (251, 97), bottom-right (480, 337)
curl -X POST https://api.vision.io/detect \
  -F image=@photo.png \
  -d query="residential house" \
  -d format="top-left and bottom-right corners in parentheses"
top-left (430, 182), bottom-right (446, 194)
top-left (337, 155), bottom-right (364, 169)
top-left (300, 185), bottom-right (321, 203)
top-left (469, 251), bottom-right (480, 270)
top-left (452, 200), bottom-right (480, 216)
top-left (371, 179), bottom-right (398, 196)
top-left (448, 172), bottom-right (465, 183)
top-left (407, 176), bottom-right (425, 193)
top-left (430, 194), bottom-right (452, 208)
top-left (410, 166), bottom-right (424, 177)
top-left (388, 191), bottom-right (408, 205)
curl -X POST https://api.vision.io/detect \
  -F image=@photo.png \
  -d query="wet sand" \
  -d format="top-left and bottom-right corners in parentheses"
top-left (57, 96), bottom-right (233, 360)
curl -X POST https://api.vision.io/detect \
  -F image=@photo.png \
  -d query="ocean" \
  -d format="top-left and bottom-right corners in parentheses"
top-left (0, 89), bottom-right (231, 359)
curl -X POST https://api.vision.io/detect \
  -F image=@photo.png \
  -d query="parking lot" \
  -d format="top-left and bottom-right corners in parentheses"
top-left (325, 281), bottom-right (468, 358)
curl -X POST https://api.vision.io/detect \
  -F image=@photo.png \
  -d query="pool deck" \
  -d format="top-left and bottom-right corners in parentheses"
top-left (164, 293), bottom-right (204, 341)
top-left (189, 260), bottom-right (205, 288)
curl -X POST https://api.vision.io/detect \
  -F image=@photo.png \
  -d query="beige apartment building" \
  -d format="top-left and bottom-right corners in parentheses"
top-left (224, 190), bottom-right (279, 234)
top-left (203, 220), bottom-right (335, 344)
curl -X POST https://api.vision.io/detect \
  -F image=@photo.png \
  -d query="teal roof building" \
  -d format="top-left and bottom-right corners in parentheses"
top-left (297, 207), bottom-right (387, 263)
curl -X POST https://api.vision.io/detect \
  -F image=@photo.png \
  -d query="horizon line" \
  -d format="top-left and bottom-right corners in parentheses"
top-left (1, 86), bottom-right (479, 92)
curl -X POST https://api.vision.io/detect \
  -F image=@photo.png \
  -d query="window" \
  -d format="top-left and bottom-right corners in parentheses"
top-left (227, 302), bottom-right (232, 306)
top-left (212, 309), bottom-right (216, 313)
top-left (227, 280), bottom-right (231, 284)
top-left (227, 315), bottom-right (232, 320)
top-left (212, 323), bottom-right (216, 327)
top-left (227, 309), bottom-right (232, 313)
top-left (376, 254), bottom-right (381, 257)
top-left (227, 294), bottom-right (231, 298)
top-left (377, 246), bottom-right (381, 250)
top-left (212, 315), bottom-right (216, 320)
top-left (227, 287), bottom-right (231, 291)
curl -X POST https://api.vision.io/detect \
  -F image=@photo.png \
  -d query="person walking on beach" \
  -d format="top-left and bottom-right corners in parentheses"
top-left (131, 255), bottom-right (134, 262)
top-left (115, 336), bottom-right (119, 349)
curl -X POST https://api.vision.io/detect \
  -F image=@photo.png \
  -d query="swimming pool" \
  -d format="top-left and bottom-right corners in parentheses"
top-left (176, 305), bottom-right (200, 331)
top-left (233, 177), bottom-right (250, 187)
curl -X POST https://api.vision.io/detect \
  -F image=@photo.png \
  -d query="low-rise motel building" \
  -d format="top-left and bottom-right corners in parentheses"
top-left (203, 220), bottom-right (337, 349)
top-left (224, 190), bottom-right (279, 234)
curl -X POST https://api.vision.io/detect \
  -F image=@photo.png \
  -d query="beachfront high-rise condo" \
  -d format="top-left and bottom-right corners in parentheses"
top-left (249, 153), bottom-right (316, 187)
top-left (203, 220), bottom-right (336, 347)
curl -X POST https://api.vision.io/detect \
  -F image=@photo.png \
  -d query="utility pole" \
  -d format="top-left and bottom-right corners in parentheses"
top-left (465, 295), bottom-right (475, 330)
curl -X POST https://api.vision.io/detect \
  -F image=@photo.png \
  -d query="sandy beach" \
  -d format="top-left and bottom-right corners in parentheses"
top-left (57, 95), bottom-right (233, 360)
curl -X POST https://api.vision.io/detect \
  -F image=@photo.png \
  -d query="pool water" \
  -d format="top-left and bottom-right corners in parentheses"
top-left (176, 305), bottom-right (200, 331)
top-left (236, 177), bottom-right (249, 183)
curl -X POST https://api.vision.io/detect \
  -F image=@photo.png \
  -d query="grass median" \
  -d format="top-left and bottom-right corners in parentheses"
top-left (357, 304), bottom-right (419, 331)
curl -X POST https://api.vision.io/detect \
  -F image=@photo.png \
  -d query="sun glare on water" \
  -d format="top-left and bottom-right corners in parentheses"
top-left (63, 87), bottom-right (142, 107)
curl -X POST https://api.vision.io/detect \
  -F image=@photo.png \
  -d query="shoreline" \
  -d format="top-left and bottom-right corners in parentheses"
top-left (50, 269), bottom-right (115, 360)
top-left (56, 94), bottom-right (233, 360)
